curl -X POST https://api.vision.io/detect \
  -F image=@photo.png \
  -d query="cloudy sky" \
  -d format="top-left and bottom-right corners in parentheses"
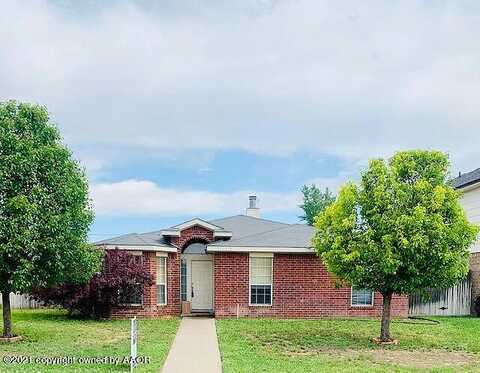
top-left (1, 0), bottom-right (479, 240)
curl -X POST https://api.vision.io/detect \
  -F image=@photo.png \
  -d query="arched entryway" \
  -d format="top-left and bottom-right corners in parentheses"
top-left (181, 239), bottom-right (214, 313)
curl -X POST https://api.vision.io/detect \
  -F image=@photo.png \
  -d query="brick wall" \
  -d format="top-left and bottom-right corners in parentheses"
top-left (214, 252), bottom-right (408, 318)
top-left (111, 251), bottom-right (181, 318)
top-left (470, 252), bottom-right (480, 315)
top-left (170, 226), bottom-right (214, 249)
top-left (111, 225), bottom-right (408, 319)
top-left (111, 225), bottom-right (214, 318)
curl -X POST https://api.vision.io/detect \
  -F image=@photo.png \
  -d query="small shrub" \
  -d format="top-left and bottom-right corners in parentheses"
top-left (33, 249), bottom-right (154, 319)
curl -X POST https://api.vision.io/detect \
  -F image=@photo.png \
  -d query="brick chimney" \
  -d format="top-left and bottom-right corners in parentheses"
top-left (246, 195), bottom-right (260, 218)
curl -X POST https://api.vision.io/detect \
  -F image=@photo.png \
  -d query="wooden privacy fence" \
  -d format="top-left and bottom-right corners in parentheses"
top-left (409, 274), bottom-right (472, 316)
top-left (0, 293), bottom-right (42, 309)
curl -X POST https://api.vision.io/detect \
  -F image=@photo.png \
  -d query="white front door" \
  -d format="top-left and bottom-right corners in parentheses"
top-left (191, 260), bottom-right (213, 310)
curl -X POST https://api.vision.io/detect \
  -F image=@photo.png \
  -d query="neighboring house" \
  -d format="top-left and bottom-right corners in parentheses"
top-left (452, 169), bottom-right (480, 313)
top-left (96, 196), bottom-right (408, 318)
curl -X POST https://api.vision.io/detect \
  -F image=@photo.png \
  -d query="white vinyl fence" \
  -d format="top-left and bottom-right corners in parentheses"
top-left (0, 293), bottom-right (42, 309)
top-left (409, 275), bottom-right (472, 316)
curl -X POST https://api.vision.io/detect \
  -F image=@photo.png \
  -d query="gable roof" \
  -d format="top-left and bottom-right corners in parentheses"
top-left (170, 218), bottom-right (226, 231)
top-left (161, 218), bottom-right (232, 238)
top-left (451, 168), bottom-right (480, 189)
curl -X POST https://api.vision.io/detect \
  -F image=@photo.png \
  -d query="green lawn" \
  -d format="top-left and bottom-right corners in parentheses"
top-left (217, 317), bottom-right (480, 372)
top-left (0, 309), bottom-right (179, 372)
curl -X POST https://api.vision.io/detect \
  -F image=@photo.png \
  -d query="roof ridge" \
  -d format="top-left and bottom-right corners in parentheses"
top-left (94, 232), bottom-right (138, 243)
top-left (135, 233), bottom-right (152, 245)
top-left (453, 167), bottom-right (480, 179)
top-left (211, 214), bottom-right (289, 225)
top-left (138, 229), bottom-right (163, 236)
top-left (212, 224), bottom-right (296, 245)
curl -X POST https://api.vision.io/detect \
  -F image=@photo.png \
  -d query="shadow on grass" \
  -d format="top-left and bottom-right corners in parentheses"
top-left (11, 308), bottom-right (126, 324)
top-left (11, 308), bottom-right (69, 322)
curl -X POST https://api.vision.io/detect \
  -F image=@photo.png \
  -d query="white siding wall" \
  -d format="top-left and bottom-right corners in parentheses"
top-left (459, 184), bottom-right (480, 253)
top-left (0, 293), bottom-right (42, 309)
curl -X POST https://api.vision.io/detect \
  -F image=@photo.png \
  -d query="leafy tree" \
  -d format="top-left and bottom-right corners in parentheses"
top-left (314, 150), bottom-right (478, 342)
top-left (299, 184), bottom-right (335, 225)
top-left (0, 101), bottom-right (101, 337)
top-left (33, 249), bottom-right (154, 319)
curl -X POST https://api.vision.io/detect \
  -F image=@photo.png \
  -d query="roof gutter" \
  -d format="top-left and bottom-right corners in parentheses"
top-left (99, 244), bottom-right (177, 253)
top-left (206, 246), bottom-right (315, 254)
top-left (455, 180), bottom-right (480, 191)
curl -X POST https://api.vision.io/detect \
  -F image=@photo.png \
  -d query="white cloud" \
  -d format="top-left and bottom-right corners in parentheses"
top-left (1, 0), bottom-right (479, 174)
top-left (308, 173), bottom-right (357, 194)
top-left (91, 179), bottom-right (301, 216)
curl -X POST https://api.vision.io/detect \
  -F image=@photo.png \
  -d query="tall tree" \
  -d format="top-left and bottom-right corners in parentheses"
top-left (0, 101), bottom-right (101, 338)
top-left (299, 184), bottom-right (335, 225)
top-left (314, 150), bottom-right (478, 342)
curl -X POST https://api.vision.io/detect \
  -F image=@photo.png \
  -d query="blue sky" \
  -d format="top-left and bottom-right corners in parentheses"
top-left (1, 0), bottom-right (479, 240)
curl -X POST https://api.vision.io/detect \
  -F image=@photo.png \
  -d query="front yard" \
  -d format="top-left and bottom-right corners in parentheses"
top-left (2, 310), bottom-right (480, 372)
top-left (0, 309), bottom-right (179, 372)
top-left (217, 317), bottom-right (480, 372)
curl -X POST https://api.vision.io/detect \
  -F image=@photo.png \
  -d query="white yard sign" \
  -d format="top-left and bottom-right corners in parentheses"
top-left (130, 317), bottom-right (138, 372)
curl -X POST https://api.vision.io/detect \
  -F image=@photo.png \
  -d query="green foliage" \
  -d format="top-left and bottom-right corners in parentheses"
top-left (314, 150), bottom-right (479, 296)
top-left (299, 184), bottom-right (335, 225)
top-left (0, 100), bottom-right (102, 295)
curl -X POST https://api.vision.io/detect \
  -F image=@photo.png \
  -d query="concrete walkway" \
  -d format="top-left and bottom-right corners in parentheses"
top-left (161, 317), bottom-right (222, 373)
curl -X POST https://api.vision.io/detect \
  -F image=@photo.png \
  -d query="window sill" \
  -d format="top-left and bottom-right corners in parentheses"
top-left (249, 304), bottom-right (273, 307)
top-left (119, 304), bottom-right (143, 307)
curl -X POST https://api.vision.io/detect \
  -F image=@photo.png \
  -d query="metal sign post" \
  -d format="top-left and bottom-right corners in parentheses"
top-left (130, 317), bottom-right (138, 372)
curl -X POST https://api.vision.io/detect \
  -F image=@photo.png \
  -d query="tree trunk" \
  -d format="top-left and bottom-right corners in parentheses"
top-left (380, 292), bottom-right (393, 342)
top-left (2, 291), bottom-right (13, 338)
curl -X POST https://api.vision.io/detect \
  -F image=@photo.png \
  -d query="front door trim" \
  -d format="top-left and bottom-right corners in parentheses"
top-left (181, 254), bottom-right (214, 312)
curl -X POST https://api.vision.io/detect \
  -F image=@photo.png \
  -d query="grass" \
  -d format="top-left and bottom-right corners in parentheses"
top-left (0, 308), bottom-right (179, 372)
top-left (216, 317), bottom-right (480, 372)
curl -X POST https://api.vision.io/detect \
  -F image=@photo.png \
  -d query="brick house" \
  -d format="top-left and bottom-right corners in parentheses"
top-left (96, 196), bottom-right (408, 318)
top-left (452, 169), bottom-right (480, 314)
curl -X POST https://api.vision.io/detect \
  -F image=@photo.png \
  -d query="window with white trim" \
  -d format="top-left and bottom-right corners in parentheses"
top-left (250, 255), bottom-right (273, 306)
top-left (351, 287), bottom-right (374, 306)
top-left (156, 257), bottom-right (167, 305)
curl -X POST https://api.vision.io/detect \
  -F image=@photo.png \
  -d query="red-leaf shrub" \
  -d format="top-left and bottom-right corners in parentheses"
top-left (33, 249), bottom-right (154, 318)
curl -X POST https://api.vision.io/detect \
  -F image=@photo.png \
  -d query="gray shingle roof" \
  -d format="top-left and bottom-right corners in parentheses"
top-left (210, 215), bottom-right (288, 240)
top-left (94, 232), bottom-right (174, 248)
top-left (451, 168), bottom-right (480, 189)
top-left (94, 215), bottom-right (313, 249)
top-left (209, 224), bottom-right (315, 248)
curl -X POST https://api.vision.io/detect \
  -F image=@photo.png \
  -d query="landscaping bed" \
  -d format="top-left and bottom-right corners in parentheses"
top-left (0, 309), bottom-right (179, 372)
top-left (216, 317), bottom-right (480, 372)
